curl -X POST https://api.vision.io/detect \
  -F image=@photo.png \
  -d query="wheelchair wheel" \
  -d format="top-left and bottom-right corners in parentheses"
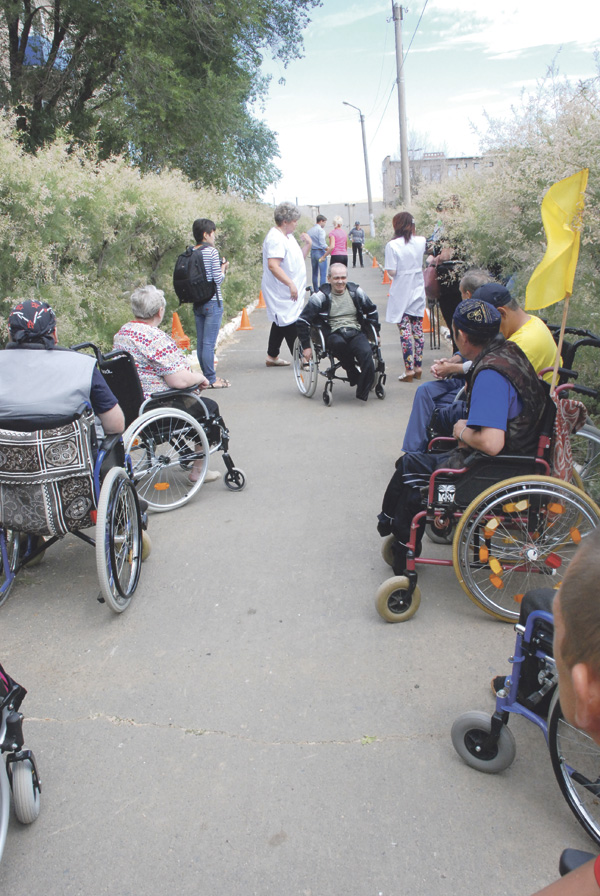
top-left (224, 468), bottom-right (246, 491)
top-left (0, 528), bottom-right (21, 608)
top-left (453, 475), bottom-right (600, 623)
top-left (10, 757), bottom-right (41, 824)
top-left (548, 690), bottom-right (600, 847)
top-left (375, 576), bottom-right (421, 622)
top-left (375, 383), bottom-right (385, 400)
top-left (451, 711), bottom-right (516, 773)
top-left (124, 409), bottom-right (210, 511)
top-left (572, 424), bottom-right (600, 505)
top-left (95, 467), bottom-right (142, 613)
top-left (292, 337), bottom-right (318, 398)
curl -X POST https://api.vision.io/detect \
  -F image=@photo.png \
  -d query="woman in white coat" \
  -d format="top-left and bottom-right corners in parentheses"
top-left (384, 212), bottom-right (426, 382)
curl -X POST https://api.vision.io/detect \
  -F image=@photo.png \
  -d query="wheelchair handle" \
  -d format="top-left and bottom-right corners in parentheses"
top-left (71, 341), bottom-right (104, 364)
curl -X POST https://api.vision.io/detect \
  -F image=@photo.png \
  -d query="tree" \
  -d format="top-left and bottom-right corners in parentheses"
top-left (0, 0), bottom-right (321, 196)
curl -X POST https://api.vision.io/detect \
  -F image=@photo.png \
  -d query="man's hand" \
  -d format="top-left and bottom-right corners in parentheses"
top-left (431, 357), bottom-right (464, 379)
top-left (453, 418), bottom-right (469, 443)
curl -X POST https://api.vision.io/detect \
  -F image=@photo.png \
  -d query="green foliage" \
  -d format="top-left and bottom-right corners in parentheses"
top-left (0, 117), bottom-right (273, 348)
top-left (0, 0), bottom-right (322, 197)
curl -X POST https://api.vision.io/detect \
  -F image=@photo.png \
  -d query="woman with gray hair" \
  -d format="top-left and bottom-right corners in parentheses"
top-left (261, 201), bottom-right (312, 366)
top-left (113, 285), bottom-right (221, 482)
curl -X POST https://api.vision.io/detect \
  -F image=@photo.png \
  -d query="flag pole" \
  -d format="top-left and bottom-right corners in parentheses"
top-left (550, 296), bottom-right (570, 397)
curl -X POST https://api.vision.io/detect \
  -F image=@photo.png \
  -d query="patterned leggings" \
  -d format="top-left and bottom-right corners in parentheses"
top-left (397, 315), bottom-right (424, 372)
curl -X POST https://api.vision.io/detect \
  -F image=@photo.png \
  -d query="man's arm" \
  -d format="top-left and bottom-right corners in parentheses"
top-left (98, 404), bottom-right (125, 435)
top-left (530, 858), bottom-right (598, 895)
top-left (452, 418), bottom-right (505, 455)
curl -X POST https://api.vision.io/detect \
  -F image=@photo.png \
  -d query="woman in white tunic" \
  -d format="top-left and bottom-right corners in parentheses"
top-left (261, 202), bottom-right (312, 367)
top-left (384, 212), bottom-right (426, 382)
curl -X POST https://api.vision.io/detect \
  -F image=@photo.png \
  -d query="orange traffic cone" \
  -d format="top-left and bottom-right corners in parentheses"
top-left (372, 256), bottom-right (378, 268)
top-left (422, 307), bottom-right (432, 334)
top-left (172, 312), bottom-right (191, 350)
top-left (238, 307), bottom-right (253, 330)
top-left (382, 269), bottom-right (392, 285)
top-left (257, 290), bottom-right (266, 309)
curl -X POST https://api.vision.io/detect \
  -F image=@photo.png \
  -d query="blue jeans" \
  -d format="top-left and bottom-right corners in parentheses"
top-left (401, 376), bottom-right (465, 453)
top-left (310, 250), bottom-right (328, 292)
top-left (194, 300), bottom-right (223, 384)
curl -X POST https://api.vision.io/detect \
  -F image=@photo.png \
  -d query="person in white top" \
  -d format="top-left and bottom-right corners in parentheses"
top-left (261, 202), bottom-right (312, 367)
top-left (384, 212), bottom-right (427, 382)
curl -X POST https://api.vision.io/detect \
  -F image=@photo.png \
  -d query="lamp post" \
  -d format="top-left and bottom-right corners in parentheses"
top-left (343, 101), bottom-right (375, 237)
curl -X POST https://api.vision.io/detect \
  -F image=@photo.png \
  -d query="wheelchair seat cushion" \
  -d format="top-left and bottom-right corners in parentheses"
top-left (0, 416), bottom-right (96, 537)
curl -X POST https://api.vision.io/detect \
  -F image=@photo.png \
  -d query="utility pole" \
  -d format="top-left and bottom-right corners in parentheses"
top-left (343, 101), bottom-right (375, 237)
top-left (392, 2), bottom-right (411, 206)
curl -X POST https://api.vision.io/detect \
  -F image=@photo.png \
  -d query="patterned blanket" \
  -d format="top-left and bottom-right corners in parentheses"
top-left (0, 415), bottom-right (96, 536)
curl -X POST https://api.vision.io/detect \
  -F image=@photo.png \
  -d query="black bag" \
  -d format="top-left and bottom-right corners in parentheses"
top-left (173, 244), bottom-right (217, 306)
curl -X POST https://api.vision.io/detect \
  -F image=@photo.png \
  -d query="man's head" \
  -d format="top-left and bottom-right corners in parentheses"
top-left (316, 214), bottom-right (327, 227)
top-left (328, 263), bottom-right (348, 295)
top-left (452, 298), bottom-right (501, 357)
top-left (471, 283), bottom-right (524, 338)
top-left (459, 269), bottom-right (492, 300)
top-left (354, 220), bottom-right (360, 227)
top-left (554, 530), bottom-right (600, 736)
top-left (8, 300), bottom-right (57, 347)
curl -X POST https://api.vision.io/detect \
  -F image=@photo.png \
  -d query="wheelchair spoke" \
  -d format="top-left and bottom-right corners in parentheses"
top-left (454, 476), bottom-right (600, 622)
top-left (124, 410), bottom-right (210, 511)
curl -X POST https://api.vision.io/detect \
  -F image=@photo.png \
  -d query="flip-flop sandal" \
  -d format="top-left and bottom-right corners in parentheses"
top-left (208, 378), bottom-right (230, 388)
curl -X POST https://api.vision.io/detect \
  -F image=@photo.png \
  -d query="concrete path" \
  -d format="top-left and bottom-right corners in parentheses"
top-left (0, 259), bottom-right (591, 895)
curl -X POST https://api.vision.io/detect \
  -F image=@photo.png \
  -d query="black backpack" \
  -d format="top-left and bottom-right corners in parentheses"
top-left (173, 244), bottom-right (217, 306)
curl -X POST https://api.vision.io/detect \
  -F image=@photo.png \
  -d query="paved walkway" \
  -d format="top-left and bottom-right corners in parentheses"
top-left (0, 259), bottom-right (590, 895)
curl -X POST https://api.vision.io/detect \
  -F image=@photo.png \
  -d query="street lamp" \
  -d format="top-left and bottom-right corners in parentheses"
top-left (343, 101), bottom-right (375, 237)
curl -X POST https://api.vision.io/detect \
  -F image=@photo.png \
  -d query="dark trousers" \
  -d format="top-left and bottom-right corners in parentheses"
top-left (352, 243), bottom-right (364, 266)
top-left (330, 255), bottom-right (348, 267)
top-left (267, 322), bottom-right (298, 359)
top-left (379, 450), bottom-right (451, 569)
top-left (327, 328), bottom-right (374, 401)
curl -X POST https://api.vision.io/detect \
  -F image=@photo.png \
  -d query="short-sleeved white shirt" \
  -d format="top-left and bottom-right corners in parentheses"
top-left (261, 227), bottom-right (306, 326)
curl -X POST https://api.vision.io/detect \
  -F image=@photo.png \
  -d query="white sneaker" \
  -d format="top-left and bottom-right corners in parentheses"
top-left (204, 469), bottom-right (222, 482)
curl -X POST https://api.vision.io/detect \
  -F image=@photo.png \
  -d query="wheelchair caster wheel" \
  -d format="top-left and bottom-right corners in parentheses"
top-left (426, 522), bottom-right (453, 545)
top-left (224, 468), bottom-right (246, 491)
top-left (375, 384), bottom-right (385, 400)
top-left (141, 531), bottom-right (152, 561)
top-left (10, 757), bottom-right (41, 824)
top-left (375, 576), bottom-right (421, 622)
top-left (451, 711), bottom-right (516, 773)
top-left (323, 390), bottom-right (332, 406)
top-left (381, 535), bottom-right (396, 568)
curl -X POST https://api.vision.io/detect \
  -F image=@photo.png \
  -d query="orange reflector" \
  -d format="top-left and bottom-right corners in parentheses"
top-left (485, 517), bottom-right (500, 531)
top-left (548, 502), bottom-right (565, 514)
top-left (90, 510), bottom-right (97, 525)
top-left (479, 546), bottom-right (489, 562)
top-left (570, 527), bottom-right (582, 544)
top-left (545, 553), bottom-right (562, 569)
top-left (154, 482), bottom-right (170, 491)
top-left (503, 499), bottom-right (528, 513)
top-left (490, 574), bottom-right (504, 589)
top-left (514, 593), bottom-right (524, 604)
top-left (489, 557), bottom-right (502, 575)
top-left (132, 438), bottom-right (140, 447)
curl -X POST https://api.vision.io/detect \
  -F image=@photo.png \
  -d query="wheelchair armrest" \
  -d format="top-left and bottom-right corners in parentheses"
top-left (99, 433), bottom-right (123, 455)
top-left (148, 385), bottom-right (198, 400)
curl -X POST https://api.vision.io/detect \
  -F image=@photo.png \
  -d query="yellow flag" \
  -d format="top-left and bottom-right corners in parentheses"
top-left (525, 169), bottom-right (588, 311)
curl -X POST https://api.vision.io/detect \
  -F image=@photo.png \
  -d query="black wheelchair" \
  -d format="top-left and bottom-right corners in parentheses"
top-left (292, 322), bottom-right (386, 406)
top-left (0, 662), bottom-right (40, 864)
top-left (376, 382), bottom-right (600, 623)
top-left (451, 587), bottom-right (600, 848)
top-left (74, 344), bottom-right (246, 513)
top-left (0, 402), bottom-right (145, 614)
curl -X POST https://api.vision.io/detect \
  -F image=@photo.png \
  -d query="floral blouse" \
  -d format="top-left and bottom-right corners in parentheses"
top-left (113, 321), bottom-right (188, 398)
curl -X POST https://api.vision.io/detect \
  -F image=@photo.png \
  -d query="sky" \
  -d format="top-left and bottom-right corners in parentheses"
top-left (258, 0), bottom-right (600, 207)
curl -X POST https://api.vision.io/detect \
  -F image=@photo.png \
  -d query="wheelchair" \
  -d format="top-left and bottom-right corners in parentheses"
top-left (292, 322), bottom-right (386, 406)
top-left (0, 662), bottom-right (40, 864)
top-left (0, 401), bottom-right (145, 614)
top-left (73, 344), bottom-right (246, 512)
top-left (451, 587), bottom-right (600, 848)
top-left (375, 382), bottom-right (600, 624)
